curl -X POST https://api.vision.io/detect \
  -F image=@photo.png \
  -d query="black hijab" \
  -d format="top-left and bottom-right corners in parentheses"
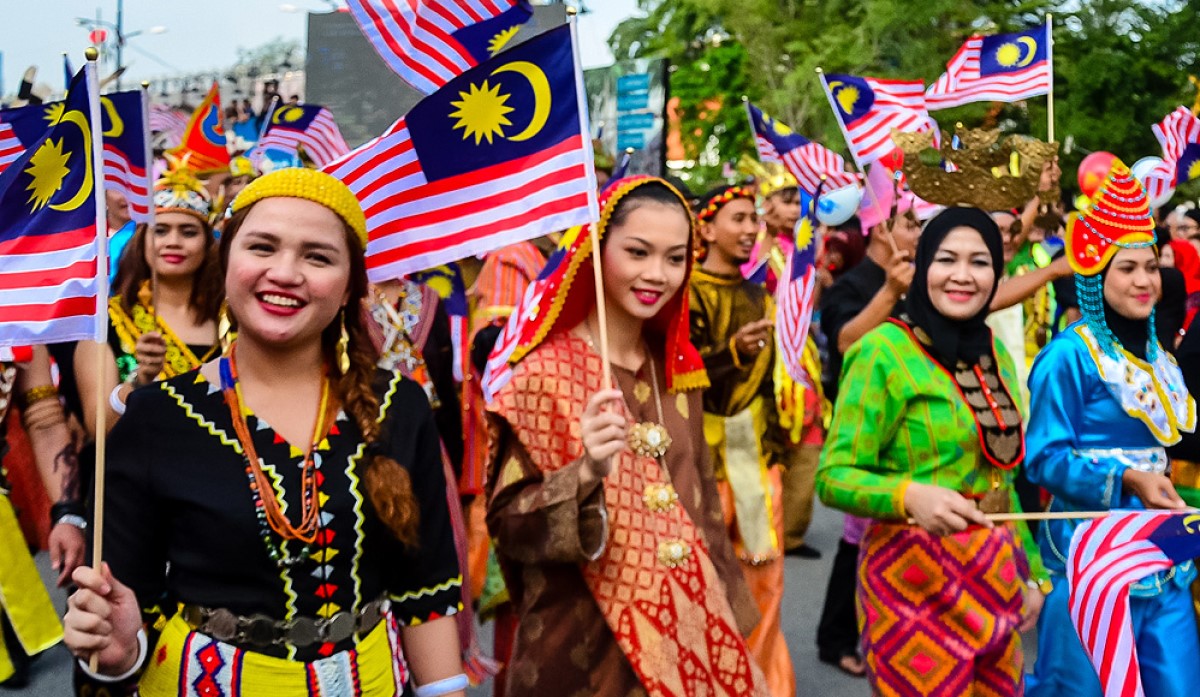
top-left (906, 207), bottom-right (1005, 368)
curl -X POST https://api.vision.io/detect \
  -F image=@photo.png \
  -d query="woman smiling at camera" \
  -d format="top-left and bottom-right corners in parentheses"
top-left (62, 169), bottom-right (466, 697)
top-left (817, 207), bottom-right (1050, 696)
top-left (486, 177), bottom-right (768, 696)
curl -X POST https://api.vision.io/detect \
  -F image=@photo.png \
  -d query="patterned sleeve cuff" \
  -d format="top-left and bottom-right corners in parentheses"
top-left (389, 576), bottom-right (464, 627)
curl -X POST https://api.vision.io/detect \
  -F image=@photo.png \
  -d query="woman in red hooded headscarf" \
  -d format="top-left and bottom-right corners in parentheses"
top-left (486, 177), bottom-right (767, 697)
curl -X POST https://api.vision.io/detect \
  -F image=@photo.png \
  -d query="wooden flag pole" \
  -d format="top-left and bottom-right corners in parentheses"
top-left (84, 47), bottom-right (109, 675)
top-left (567, 6), bottom-right (612, 389)
top-left (1046, 14), bottom-right (1055, 143)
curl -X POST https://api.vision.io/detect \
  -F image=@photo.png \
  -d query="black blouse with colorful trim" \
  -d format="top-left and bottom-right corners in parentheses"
top-left (105, 367), bottom-right (462, 662)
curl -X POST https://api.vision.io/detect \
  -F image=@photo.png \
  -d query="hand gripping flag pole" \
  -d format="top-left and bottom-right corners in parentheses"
top-left (84, 47), bottom-right (110, 675)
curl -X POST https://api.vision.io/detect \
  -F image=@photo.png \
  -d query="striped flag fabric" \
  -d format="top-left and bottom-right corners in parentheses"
top-left (409, 263), bottom-right (470, 382)
top-left (1068, 510), bottom-right (1200, 697)
top-left (149, 103), bottom-right (190, 149)
top-left (252, 103), bottom-right (350, 169)
top-left (0, 90), bottom-right (151, 224)
top-left (1145, 106), bottom-right (1200, 202)
top-left (745, 100), bottom-right (858, 194)
top-left (346, 0), bottom-right (533, 95)
top-left (480, 224), bottom-right (582, 402)
top-left (925, 24), bottom-right (1052, 110)
top-left (775, 189), bottom-right (820, 383)
top-left (324, 23), bottom-right (597, 281)
top-left (0, 65), bottom-right (105, 346)
top-left (821, 73), bottom-right (938, 166)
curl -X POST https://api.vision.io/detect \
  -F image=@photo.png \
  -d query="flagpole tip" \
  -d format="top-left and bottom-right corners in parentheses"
top-left (741, 95), bottom-right (749, 102)
top-left (624, 147), bottom-right (634, 154)
top-left (84, 47), bottom-right (99, 62)
top-left (815, 67), bottom-right (824, 75)
top-left (141, 81), bottom-right (151, 90)
top-left (565, 5), bottom-right (578, 16)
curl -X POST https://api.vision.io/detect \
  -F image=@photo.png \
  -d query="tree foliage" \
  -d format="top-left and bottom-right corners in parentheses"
top-left (610, 0), bottom-right (1200, 194)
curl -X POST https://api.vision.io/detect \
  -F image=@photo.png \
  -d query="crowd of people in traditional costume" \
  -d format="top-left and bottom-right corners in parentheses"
top-left (4, 46), bottom-right (1200, 697)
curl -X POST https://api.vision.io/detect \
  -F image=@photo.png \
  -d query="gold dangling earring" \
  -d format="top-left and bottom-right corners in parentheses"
top-left (218, 301), bottom-right (233, 354)
top-left (336, 309), bottom-right (351, 374)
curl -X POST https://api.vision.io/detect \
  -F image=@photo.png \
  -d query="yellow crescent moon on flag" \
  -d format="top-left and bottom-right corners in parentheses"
top-left (1017, 36), bottom-right (1039, 67)
top-left (492, 61), bottom-right (550, 142)
top-left (100, 96), bottom-right (124, 138)
top-left (50, 109), bottom-right (94, 212)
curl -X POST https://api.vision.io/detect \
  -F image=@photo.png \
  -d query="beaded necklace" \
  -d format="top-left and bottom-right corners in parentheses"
top-left (219, 343), bottom-right (335, 568)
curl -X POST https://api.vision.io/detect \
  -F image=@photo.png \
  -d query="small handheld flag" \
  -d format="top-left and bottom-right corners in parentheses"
top-left (1145, 106), bottom-right (1200, 199)
top-left (745, 100), bottom-right (858, 194)
top-left (0, 65), bottom-right (105, 346)
top-left (252, 103), bottom-right (350, 170)
top-left (324, 23), bottom-right (598, 280)
top-left (925, 24), bottom-right (1052, 110)
top-left (168, 82), bottom-right (230, 173)
top-left (820, 72), bottom-right (938, 167)
top-left (775, 186), bottom-right (822, 383)
top-left (346, 0), bottom-right (534, 95)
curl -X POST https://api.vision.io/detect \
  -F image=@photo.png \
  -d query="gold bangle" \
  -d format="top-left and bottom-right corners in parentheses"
top-left (22, 384), bottom-right (58, 405)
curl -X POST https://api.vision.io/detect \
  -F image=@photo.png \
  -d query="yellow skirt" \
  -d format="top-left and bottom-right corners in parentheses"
top-left (0, 495), bottom-right (62, 682)
top-left (139, 613), bottom-right (408, 696)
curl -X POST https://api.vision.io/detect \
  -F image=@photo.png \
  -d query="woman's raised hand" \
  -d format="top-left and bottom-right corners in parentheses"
top-left (580, 389), bottom-right (627, 481)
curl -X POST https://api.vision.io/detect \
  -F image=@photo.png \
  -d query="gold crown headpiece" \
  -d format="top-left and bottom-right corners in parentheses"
top-left (230, 169), bottom-right (368, 248)
top-left (892, 125), bottom-right (1059, 211)
top-left (154, 157), bottom-right (211, 223)
top-left (736, 157), bottom-right (797, 199)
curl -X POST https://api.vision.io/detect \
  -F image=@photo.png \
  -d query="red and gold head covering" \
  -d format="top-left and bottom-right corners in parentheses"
top-left (1066, 159), bottom-right (1157, 276)
top-left (695, 185), bottom-right (755, 223)
top-left (507, 175), bottom-right (708, 392)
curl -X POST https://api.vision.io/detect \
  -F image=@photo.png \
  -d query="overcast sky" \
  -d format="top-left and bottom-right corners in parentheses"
top-left (0, 0), bottom-right (639, 96)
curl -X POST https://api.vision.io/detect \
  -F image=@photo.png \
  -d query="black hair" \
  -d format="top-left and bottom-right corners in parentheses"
top-left (607, 181), bottom-right (691, 231)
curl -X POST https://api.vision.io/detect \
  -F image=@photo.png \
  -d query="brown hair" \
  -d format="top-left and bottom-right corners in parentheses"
top-left (220, 205), bottom-right (420, 546)
top-left (113, 221), bottom-right (224, 323)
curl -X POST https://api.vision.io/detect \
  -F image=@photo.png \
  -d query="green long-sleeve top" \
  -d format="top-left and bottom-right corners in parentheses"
top-left (816, 321), bottom-right (1047, 581)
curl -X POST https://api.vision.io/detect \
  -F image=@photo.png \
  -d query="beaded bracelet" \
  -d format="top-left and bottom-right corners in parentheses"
top-left (22, 384), bottom-right (58, 405)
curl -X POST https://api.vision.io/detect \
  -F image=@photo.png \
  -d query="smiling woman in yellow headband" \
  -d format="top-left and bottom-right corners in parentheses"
top-left (63, 169), bottom-right (469, 697)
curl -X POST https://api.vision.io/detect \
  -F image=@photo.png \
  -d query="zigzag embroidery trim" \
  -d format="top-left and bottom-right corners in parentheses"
top-left (163, 381), bottom-right (243, 454)
top-left (389, 575), bottom-right (463, 604)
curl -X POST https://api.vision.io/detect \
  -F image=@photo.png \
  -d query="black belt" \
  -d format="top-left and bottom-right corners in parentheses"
top-left (180, 598), bottom-right (388, 649)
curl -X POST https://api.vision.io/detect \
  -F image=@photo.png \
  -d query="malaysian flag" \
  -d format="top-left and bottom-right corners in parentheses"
top-left (168, 82), bottom-right (230, 174)
top-left (347, 0), bottom-right (534, 95)
top-left (149, 103), bottom-right (190, 149)
top-left (821, 72), bottom-right (939, 166)
top-left (925, 24), bottom-right (1052, 110)
top-left (324, 23), bottom-right (598, 280)
top-left (1144, 106), bottom-right (1200, 203)
top-left (480, 224), bottom-right (583, 401)
top-left (1068, 510), bottom-right (1200, 697)
top-left (0, 64), bottom-right (105, 346)
top-left (775, 188), bottom-right (821, 383)
top-left (252, 102), bottom-right (350, 170)
top-left (409, 263), bottom-right (470, 382)
top-left (0, 91), bottom-right (151, 224)
top-left (745, 100), bottom-right (858, 194)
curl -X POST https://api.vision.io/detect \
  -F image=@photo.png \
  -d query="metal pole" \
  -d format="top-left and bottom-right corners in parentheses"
top-left (115, 0), bottom-right (124, 90)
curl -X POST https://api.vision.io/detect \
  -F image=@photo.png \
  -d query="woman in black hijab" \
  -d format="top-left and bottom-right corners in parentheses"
top-left (817, 207), bottom-right (1049, 695)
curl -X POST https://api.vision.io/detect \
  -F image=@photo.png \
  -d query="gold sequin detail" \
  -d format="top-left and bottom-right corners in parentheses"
top-left (675, 392), bottom-right (689, 419)
top-left (642, 483), bottom-right (679, 512)
top-left (633, 380), bottom-right (651, 404)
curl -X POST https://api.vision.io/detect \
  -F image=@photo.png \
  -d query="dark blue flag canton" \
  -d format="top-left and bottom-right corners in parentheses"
top-left (0, 68), bottom-right (95, 243)
top-left (750, 103), bottom-right (811, 152)
top-left (450, 1), bottom-right (534, 64)
top-left (793, 190), bottom-right (817, 274)
top-left (407, 23), bottom-right (579, 182)
top-left (1146, 512), bottom-right (1200, 565)
top-left (269, 104), bottom-right (323, 133)
top-left (980, 26), bottom-right (1047, 76)
top-left (101, 91), bottom-right (148, 170)
top-left (824, 74), bottom-right (875, 125)
top-left (1176, 143), bottom-right (1200, 185)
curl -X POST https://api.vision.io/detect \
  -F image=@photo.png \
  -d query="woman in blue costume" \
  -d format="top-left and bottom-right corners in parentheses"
top-left (1026, 160), bottom-right (1198, 697)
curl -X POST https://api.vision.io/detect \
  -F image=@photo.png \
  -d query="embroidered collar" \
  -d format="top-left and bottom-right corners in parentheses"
top-left (1075, 324), bottom-right (1196, 445)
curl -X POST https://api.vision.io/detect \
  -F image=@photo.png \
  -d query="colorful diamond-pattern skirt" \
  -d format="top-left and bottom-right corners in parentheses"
top-left (858, 522), bottom-right (1029, 697)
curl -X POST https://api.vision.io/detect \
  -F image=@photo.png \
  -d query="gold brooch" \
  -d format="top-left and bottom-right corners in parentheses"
top-left (642, 483), bottom-right (679, 512)
top-left (628, 422), bottom-right (672, 459)
top-left (656, 539), bottom-right (691, 568)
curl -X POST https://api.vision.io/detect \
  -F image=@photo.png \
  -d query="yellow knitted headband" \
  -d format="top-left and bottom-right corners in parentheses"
top-left (230, 169), bottom-right (368, 248)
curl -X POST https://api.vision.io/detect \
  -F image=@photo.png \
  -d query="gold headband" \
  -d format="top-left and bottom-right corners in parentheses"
top-left (230, 169), bottom-right (368, 247)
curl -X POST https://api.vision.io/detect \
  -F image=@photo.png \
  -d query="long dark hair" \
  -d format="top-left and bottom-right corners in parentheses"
top-left (220, 205), bottom-right (420, 546)
top-left (112, 221), bottom-right (224, 323)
